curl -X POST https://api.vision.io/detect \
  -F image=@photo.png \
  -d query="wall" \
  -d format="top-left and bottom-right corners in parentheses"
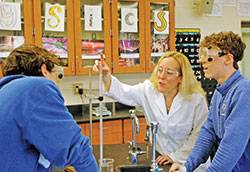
top-left (176, 0), bottom-right (249, 38)
top-left (59, 73), bottom-right (151, 105)
top-left (241, 28), bottom-right (250, 78)
top-left (60, 0), bottom-right (250, 105)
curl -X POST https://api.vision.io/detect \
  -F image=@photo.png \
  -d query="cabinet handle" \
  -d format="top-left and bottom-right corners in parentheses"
top-left (71, 62), bottom-right (74, 72)
top-left (148, 55), bottom-right (151, 70)
top-left (142, 60), bottom-right (145, 70)
top-left (103, 127), bottom-right (110, 130)
top-left (78, 61), bottom-right (81, 72)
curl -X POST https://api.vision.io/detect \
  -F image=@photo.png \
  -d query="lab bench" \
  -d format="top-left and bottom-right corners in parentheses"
top-left (63, 105), bottom-right (171, 172)
top-left (75, 110), bottom-right (147, 145)
top-left (65, 143), bottom-right (171, 172)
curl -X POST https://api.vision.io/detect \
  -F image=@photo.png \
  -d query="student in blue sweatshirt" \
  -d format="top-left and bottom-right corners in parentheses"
top-left (0, 45), bottom-right (99, 172)
top-left (170, 31), bottom-right (250, 172)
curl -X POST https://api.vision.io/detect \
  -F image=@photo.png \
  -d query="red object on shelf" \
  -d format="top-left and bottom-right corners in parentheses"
top-left (82, 40), bottom-right (104, 55)
top-left (119, 57), bottom-right (126, 67)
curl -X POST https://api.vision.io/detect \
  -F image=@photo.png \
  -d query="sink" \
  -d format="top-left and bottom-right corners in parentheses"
top-left (116, 164), bottom-right (151, 172)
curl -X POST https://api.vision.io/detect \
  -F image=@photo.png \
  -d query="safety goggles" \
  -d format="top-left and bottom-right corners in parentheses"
top-left (157, 67), bottom-right (180, 76)
top-left (199, 46), bottom-right (227, 62)
top-left (52, 65), bottom-right (64, 80)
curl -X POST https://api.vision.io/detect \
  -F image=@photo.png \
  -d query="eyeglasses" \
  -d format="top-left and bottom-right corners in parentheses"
top-left (157, 67), bottom-right (180, 76)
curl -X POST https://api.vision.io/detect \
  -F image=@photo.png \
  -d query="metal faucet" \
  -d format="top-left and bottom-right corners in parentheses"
top-left (128, 110), bottom-right (146, 164)
top-left (130, 109), bottom-right (139, 151)
top-left (144, 125), bottom-right (150, 159)
top-left (150, 122), bottom-right (162, 172)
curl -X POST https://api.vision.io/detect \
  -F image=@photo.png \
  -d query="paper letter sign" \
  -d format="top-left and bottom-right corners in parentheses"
top-left (85, 5), bottom-right (102, 31)
top-left (45, 3), bottom-right (65, 32)
top-left (121, 8), bottom-right (138, 33)
top-left (0, 2), bottom-right (21, 30)
top-left (154, 11), bottom-right (169, 34)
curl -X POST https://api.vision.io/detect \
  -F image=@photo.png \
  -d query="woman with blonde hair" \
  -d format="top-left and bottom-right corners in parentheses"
top-left (149, 51), bottom-right (206, 101)
top-left (94, 51), bottom-right (210, 171)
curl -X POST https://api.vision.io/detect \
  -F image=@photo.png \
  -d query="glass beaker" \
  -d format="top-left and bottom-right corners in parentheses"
top-left (99, 158), bottom-right (114, 172)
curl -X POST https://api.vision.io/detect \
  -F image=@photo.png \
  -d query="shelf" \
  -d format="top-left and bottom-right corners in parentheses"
top-left (0, 52), bottom-right (10, 57)
top-left (58, 54), bottom-right (68, 58)
top-left (151, 52), bottom-right (165, 57)
top-left (82, 54), bottom-right (105, 60)
top-left (120, 53), bottom-right (139, 59)
top-left (80, 18), bottom-right (104, 21)
top-left (118, 18), bottom-right (139, 22)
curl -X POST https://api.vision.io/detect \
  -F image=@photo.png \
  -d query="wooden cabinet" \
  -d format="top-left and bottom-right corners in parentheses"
top-left (145, 0), bottom-right (175, 72)
top-left (32, 0), bottom-right (112, 76)
top-left (78, 117), bottom-right (147, 145)
top-left (112, 0), bottom-right (146, 73)
top-left (82, 119), bottom-right (123, 145)
top-left (0, 0), bottom-right (34, 77)
top-left (0, 0), bottom-right (175, 77)
top-left (74, 0), bottom-right (112, 75)
top-left (112, 0), bottom-right (175, 73)
top-left (33, 0), bottom-right (76, 75)
top-left (33, 0), bottom-right (175, 75)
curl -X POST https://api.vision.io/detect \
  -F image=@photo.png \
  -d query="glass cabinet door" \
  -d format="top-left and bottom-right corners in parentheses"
top-left (112, 0), bottom-right (145, 73)
top-left (145, 0), bottom-right (175, 72)
top-left (33, 0), bottom-right (75, 75)
top-left (74, 0), bottom-right (111, 75)
top-left (0, 0), bottom-right (33, 77)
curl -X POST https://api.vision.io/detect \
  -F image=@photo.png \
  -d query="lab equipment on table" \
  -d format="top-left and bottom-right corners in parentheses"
top-left (92, 106), bottom-right (112, 117)
top-left (99, 158), bottom-right (114, 172)
top-left (151, 122), bottom-right (163, 172)
top-left (127, 109), bottom-right (147, 164)
top-left (144, 125), bottom-right (150, 159)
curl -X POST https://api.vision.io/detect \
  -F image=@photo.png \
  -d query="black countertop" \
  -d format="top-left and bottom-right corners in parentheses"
top-left (73, 109), bottom-right (145, 124)
top-left (65, 143), bottom-right (171, 172)
top-left (68, 103), bottom-right (145, 124)
top-left (93, 143), bottom-right (171, 172)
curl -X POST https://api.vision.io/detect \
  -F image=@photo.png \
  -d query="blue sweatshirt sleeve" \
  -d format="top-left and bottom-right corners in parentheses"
top-left (23, 81), bottom-right (99, 171)
top-left (184, 102), bottom-right (217, 171)
top-left (185, 89), bottom-right (250, 172)
top-left (204, 90), bottom-right (250, 172)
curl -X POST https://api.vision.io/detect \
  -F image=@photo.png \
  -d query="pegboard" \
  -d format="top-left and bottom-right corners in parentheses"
top-left (175, 28), bottom-right (217, 105)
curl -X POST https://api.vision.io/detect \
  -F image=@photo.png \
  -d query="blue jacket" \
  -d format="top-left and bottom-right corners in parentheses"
top-left (185, 70), bottom-right (250, 172)
top-left (0, 75), bottom-right (99, 172)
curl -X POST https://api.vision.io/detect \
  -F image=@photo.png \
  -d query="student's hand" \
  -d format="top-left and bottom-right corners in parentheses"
top-left (156, 155), bottom-right (173, 165)
top-left (93, 53), bottom-right (112, 91)
top-left (169, 163), bottom-right (183, 172)
top-left (93, 53), bottom-right (110, 75)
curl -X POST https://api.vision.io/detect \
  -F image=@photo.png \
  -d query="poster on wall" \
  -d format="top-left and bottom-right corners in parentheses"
top-left (81, 40), bottom-right (104, 55)
top-left (207, 0), bottom-right (222, 16)
top-left (119, 40), bottom-right (139, 54)
top-left (222, 0), bottom-right (236, 6)
top-left (45, 3), bottom-right (65, 32)
top-left (84, 5), bottom-right (102, 31)
top-left (154, 11), bottom-right (169, 35)
top-left (0, 36), bottom-right (24, 57)
top-left (121, 8), bottom-right (138, 33)
top-left (238, 0), bottom-right (250, 16)
top-left (42, 38), bottom-right (68, 58)
top-left (0, 2), bottom-right (21, 30)
top-left (151, 38), bottom-right (169, 55)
